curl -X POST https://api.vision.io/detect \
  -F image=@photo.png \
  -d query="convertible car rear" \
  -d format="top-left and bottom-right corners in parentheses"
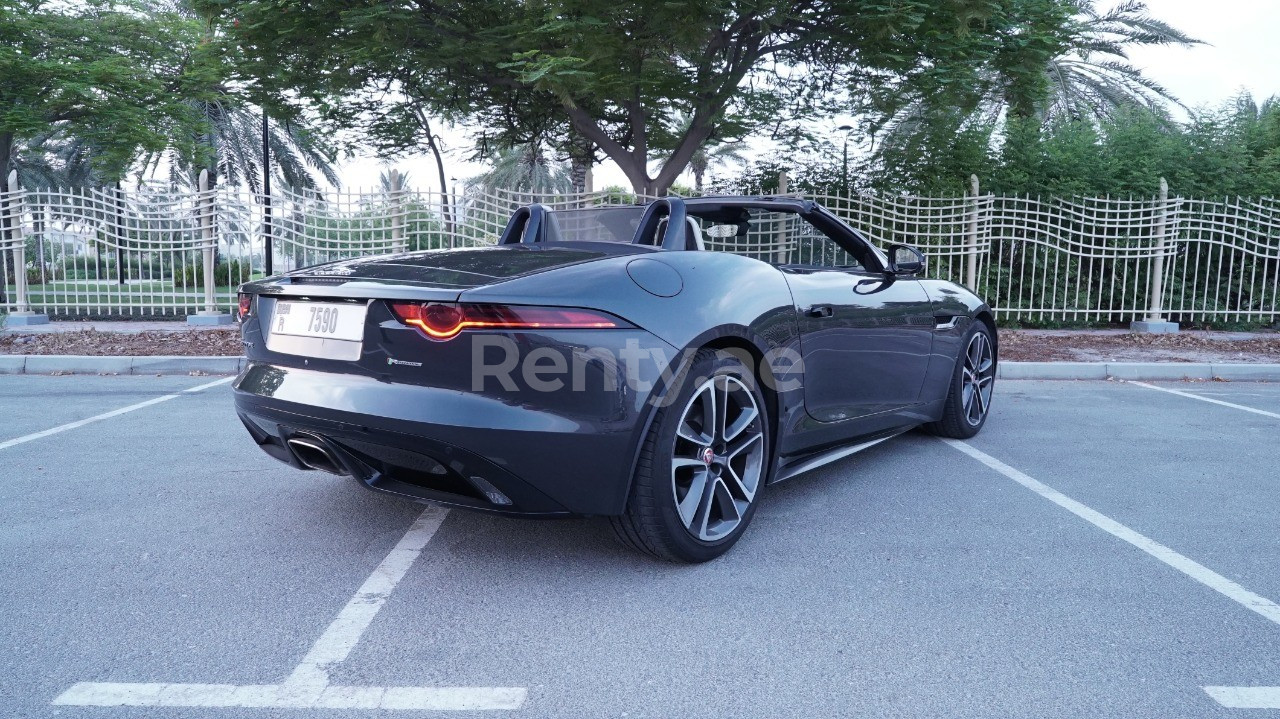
top-left (233, 196), bottom-right (996, 561)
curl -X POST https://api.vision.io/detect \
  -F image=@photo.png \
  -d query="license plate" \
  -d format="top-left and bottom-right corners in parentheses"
top-left (271, 301), bottom-right (366, 341)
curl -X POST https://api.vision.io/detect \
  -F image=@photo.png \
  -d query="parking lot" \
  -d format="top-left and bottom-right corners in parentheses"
top-left (2, 374), bottom-right (1279, 718)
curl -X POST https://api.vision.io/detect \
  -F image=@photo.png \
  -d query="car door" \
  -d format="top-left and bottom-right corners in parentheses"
top-left (785, 270), bottom-right (936, 421)
top-left (772, 212), bottom-right (936, 423)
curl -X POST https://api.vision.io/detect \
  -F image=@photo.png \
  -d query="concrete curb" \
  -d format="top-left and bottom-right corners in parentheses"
top-left (0, 355), bottom-right (246, 376)
top-left (995, 361), bottom-right (1280, 381)
top-left (0, 356), bottom-right (1277, 380)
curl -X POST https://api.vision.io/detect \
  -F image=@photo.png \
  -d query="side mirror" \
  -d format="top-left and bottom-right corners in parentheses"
top-left (887, 244), bottom-right (926, 276)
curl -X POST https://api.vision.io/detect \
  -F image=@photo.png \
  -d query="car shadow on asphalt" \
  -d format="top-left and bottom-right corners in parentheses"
top-left (343, 431), bottom-right (935, 568)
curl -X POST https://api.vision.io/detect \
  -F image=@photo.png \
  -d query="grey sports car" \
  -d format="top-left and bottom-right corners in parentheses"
top-left (233, 196), bottom-right (997, 562)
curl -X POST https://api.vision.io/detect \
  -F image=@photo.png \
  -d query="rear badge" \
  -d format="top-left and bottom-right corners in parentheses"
top-left (387, 357), bottom-right (423, 367)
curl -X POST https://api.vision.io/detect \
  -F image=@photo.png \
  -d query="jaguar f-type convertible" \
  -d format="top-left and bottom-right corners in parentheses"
top-left (233, 196), bottom-right (996, 562)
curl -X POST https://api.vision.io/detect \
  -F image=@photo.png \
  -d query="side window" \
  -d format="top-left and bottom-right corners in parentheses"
top-left (695, 209), bottom-right (866, 270)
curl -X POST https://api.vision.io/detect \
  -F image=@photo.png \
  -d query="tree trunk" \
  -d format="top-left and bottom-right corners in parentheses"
top-left (0, 132), bottom-right (12, 187)
top-left (412, 106), bottom-right (452, 236)
top-left (564, 105), bottom-right (714, 196)
top-left (0, 133), bottom-right (12, 253)
top-left (425, 130), bottom-right (451, 234)
top-left (566, 130), bottom-right (595, 195)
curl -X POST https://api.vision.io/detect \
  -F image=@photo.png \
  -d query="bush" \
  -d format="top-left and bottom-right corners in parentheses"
top-left (174, 259), bottom-right (249, 288)
top-left (26, 267), bottom-right (48, 285)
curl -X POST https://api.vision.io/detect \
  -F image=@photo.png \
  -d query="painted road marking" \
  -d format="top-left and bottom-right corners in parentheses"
top-left (942, 439), bottom-right (1280, 626)
top-left (1126, 380), bottom-right (1280, 420)
top-left (52, 506), bottom-right (528, 711)
top-left (943, 439), bottom-right (1280, 711)
top-left (0, 376), bottom-right (235, 451)
top-left (50, 683), bottom-right (526, 710)
top-left (1202, 687), bottom-right (1280, 709)
top-left (285, 506), bottom-right (449, 687)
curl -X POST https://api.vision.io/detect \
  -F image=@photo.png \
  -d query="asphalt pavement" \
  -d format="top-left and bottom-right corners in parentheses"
top-left (1, 375), bottom-right (1278, 718)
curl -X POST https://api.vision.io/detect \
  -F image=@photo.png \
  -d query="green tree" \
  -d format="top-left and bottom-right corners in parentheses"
top-left (9, 133), bottom-right (103, 188)
top-left (199, 0), bottom-right (1036, 195)
top-left (656, 111), bottom-right (748, 193)
top-left (0, 0), bottom-right (216, 182)
top-left (139, 100), bottom-right (338, 192)
top-left (865, 1), bottom-right (1198, 192)
top-left (469, 142), bottom-right (572, 195)
top-left (1035, 0), bottom-right (1200, 122)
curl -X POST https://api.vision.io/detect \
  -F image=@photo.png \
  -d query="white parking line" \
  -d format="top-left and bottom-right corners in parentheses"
top-left (942, 439), bottom-right (1280, 711)
top-left (1126, 380), bottom-right (1280, 419)
top-left (1202, 687), bottom-right (1280, 709)
top-left (0, 376), bottom-right (235, 451)
top-left (286, 507), bottom-right (449, 687)
top-left (52, 506), bottom-right (529, 711)
top-left (941, 439), bottom-right (1280, 626)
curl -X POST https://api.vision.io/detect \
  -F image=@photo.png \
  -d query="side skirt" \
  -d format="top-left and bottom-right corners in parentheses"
top-left (771, 429), bottom-right (910, 483)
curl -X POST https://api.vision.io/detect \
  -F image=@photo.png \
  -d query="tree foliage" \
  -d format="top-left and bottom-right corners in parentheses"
top-left (0, 0), bottom-right (219, 182)
top-left (726, 94), bottom-right (1280, 198)
top-left (198, 0), bottom-right (1056, 194)
top-left (138, 99), bottom-right (338, 192)
top-left (866, 0), bottom-right (1200, 189)
top-left (468, 142), bottom-right (573, 195)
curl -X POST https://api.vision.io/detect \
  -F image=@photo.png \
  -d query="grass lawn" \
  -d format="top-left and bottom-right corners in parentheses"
top-left (7, 282), bottom-right (242, 312)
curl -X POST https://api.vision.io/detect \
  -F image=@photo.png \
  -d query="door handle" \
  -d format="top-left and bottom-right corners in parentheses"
top-left (804, 304), bottom-right (834, 318)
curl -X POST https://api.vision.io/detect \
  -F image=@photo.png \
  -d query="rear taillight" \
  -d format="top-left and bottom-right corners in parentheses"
top-left (389, 302), bottom-right (627, 340)
top-left (237, 293), bottom-right (252, 320)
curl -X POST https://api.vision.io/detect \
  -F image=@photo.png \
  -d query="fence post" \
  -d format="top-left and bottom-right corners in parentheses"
top-left (114, 181), bottom-right (126, 285)
top-left (1131, 177), bottom-right (1178, 333)
top-left (966, 174), bottom-right (980, 290)
top-left (4, 171), bottom-right (49, 325)
top-left (774, 170), bottom-right (789, 264)
top-left (188, 169), bottom-right (232, 325)
top-left (389, 168), bottom-right (405, 251)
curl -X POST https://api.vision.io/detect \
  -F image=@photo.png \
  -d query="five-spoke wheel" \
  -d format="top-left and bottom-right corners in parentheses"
top-left (610, 348), bottom-right (770, 563)
top-left (961, 330), bottom-right (995, 427)
top-left (925, 321), bottom-right (996, 438)
top-left (671, 375), bottom-right (766, 541)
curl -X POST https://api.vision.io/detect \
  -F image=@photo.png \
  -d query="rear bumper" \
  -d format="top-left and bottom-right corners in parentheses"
top-left (233, 360), bottom-right (656, 517)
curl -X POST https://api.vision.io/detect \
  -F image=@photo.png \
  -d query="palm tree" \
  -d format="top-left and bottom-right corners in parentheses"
top-left (468, 141), bottom-right (572, 196)
top-left (10, 133), bottom-right (103, 188)
top-left (138, 99), bottom-right (338, 192)
top-left (562, 130), bottom-right (598, 194)
top-left (871, 1), bottom-right (1201, 155)
top-left (688, 140), bottom-right (748, 193)
top-left (1035, 0), bottom-right (1201, 123)
top-left (655, 112), bottom-right (747, 193)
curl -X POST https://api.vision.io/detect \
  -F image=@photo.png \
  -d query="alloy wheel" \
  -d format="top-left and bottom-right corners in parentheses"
top-left (961, 331), bottom-right (995, 426)
top-left (671, 375), bottom-right (765, 541)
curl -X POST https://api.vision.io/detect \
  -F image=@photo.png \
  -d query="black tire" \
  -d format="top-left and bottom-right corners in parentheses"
top-left (610, 348), bottom-right (770, 563)
top-left (924, 321), bottom-right (996, 439)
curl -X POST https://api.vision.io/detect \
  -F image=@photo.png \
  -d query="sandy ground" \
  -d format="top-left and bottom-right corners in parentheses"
top-left (999, 329), bottom-right (1280, 363)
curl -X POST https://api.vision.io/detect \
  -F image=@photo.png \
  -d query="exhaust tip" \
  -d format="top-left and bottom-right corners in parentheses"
top-left (287, 437), bottom-right (350, 476)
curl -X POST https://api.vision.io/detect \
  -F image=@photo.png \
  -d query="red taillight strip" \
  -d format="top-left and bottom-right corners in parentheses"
top-left (389, 302), bottom-right (625, 340)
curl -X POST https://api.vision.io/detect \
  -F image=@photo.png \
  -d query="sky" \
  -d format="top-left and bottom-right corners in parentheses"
top-left (333, 1), bottom-right (1280, 193)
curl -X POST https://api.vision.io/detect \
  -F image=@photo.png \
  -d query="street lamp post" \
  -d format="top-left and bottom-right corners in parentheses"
top-left (262, 110), bottom-right (273, 276)
top-left (837, 124), bottom-right (854, 195)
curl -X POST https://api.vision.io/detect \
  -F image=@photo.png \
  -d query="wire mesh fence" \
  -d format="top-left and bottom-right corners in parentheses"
top-left (2, 176), bottom-right (1278, 325)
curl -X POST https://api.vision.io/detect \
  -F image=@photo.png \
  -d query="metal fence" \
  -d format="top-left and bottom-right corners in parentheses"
top-left (3, 170), bottom-right (1278, 325)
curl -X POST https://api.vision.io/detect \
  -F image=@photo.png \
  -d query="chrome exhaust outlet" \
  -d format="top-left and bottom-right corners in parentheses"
top-left (287, 437), bottom-right (350, 476)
